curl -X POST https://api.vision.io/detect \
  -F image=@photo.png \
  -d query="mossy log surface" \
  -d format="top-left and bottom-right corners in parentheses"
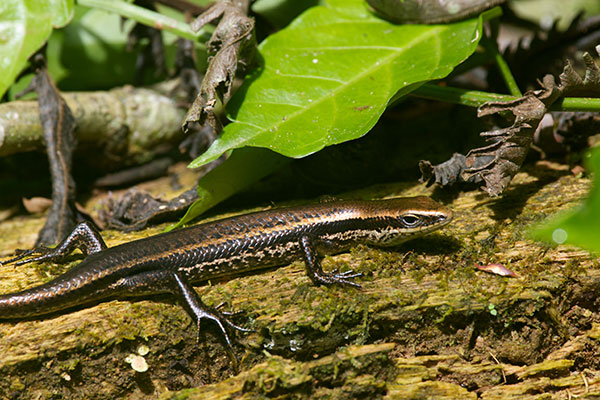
top-left (0, 161), bottom-right (598, 399)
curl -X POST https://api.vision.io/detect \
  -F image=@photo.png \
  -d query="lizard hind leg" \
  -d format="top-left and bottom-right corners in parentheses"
top-left (1, 221), bottom-right (106, 266)
top-left (108, 269), bottom-right (250, 368)
top-left (171, 273), bottom-right (251, 345)
top-left (170, 273), bottom-right (251, 371)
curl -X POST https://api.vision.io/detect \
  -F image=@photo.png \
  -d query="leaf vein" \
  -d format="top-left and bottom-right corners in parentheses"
top-left (228, 120), bottom-right (265, 130)
top-left (293, 46), bottom-right (402, 51)
top-left (247, 100), bottom-right (304, 108)
top-left (265, 70), bottom-right (345, 84)
top-left (254, 27), bottom-right (445, 134)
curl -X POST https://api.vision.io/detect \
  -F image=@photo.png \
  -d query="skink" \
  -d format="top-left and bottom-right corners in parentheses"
top-left (0, 197), bottom-right (452, 352)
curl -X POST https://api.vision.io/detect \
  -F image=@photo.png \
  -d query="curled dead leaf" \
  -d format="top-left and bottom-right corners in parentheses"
top-left (421, 52), bottom-right (600, 196)
top-left (184, 0), bottom-right (255, 133)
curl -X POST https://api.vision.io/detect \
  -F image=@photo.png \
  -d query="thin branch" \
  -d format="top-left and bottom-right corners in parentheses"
top-left (78, 0), bottom-right (207, 44)
top-left (482, 36), bottom-right (522, 97)
top-left (410, 84), bottom-right (600, 112)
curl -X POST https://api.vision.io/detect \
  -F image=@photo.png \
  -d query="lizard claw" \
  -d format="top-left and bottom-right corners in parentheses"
top-left (1, 248), bottom-right (49, 266)
top-left (316, 270), bottom-right (362, 288)
top-left (213, 302), bottom-right (254, 332)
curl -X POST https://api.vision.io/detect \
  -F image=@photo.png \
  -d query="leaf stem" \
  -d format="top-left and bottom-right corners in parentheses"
top-left (480, 6), bottom-right (503, 22)
top-left (410, 84), bottom-right (516, 107)
top-left (410, 84), bottom-right (600, 112)
top-left (481, 36), bottom-right (522, 97)
top-left (77, 0), bottom-right (205, 44)
top-left (553, 97), bottom-right (600, 112)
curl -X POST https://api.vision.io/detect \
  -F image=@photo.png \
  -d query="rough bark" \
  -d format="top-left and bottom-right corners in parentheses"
top-left (0, 160), bottom-right (597, 399)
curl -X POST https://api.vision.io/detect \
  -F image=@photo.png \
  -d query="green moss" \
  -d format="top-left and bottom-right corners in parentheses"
top-left (62, 358), bottom-right (80, 371)
top-left (434, 305), bottom-right (456, 324)
top-left (243, 357), bottom-right (311, 396)
top-left (9, 377), bottom-right (25, 392)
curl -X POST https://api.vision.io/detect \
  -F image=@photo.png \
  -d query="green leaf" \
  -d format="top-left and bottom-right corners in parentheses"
top-left (45, 5), bottom-right (208, 91)
top-left (168, 147), bottom-right (291, 230)
top-left (252, 0), bottom-right (319, 29)
top-left (57, 8), bottom-right (137, 90)
top-left (529, 147), bottom-right (600, 253)
top-left (0, 0), bottom-right (74, 97)
top-left (190, 0), bottom-right (484, 168)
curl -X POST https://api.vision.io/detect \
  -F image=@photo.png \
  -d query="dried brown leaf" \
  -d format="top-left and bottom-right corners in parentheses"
top-left (462, 93), bottom-right (548, 196)
top-left (183, 0), bottom-right (255, 133)
top-left (421, 52), bottom-right (600, 197)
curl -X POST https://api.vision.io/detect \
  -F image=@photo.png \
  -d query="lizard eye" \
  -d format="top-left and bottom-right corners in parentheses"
top-left (400, 214), bottom-right (421, 227)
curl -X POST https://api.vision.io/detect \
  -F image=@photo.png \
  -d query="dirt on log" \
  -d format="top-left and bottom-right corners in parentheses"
top-left (0, 160), bottom-right (598, 399)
